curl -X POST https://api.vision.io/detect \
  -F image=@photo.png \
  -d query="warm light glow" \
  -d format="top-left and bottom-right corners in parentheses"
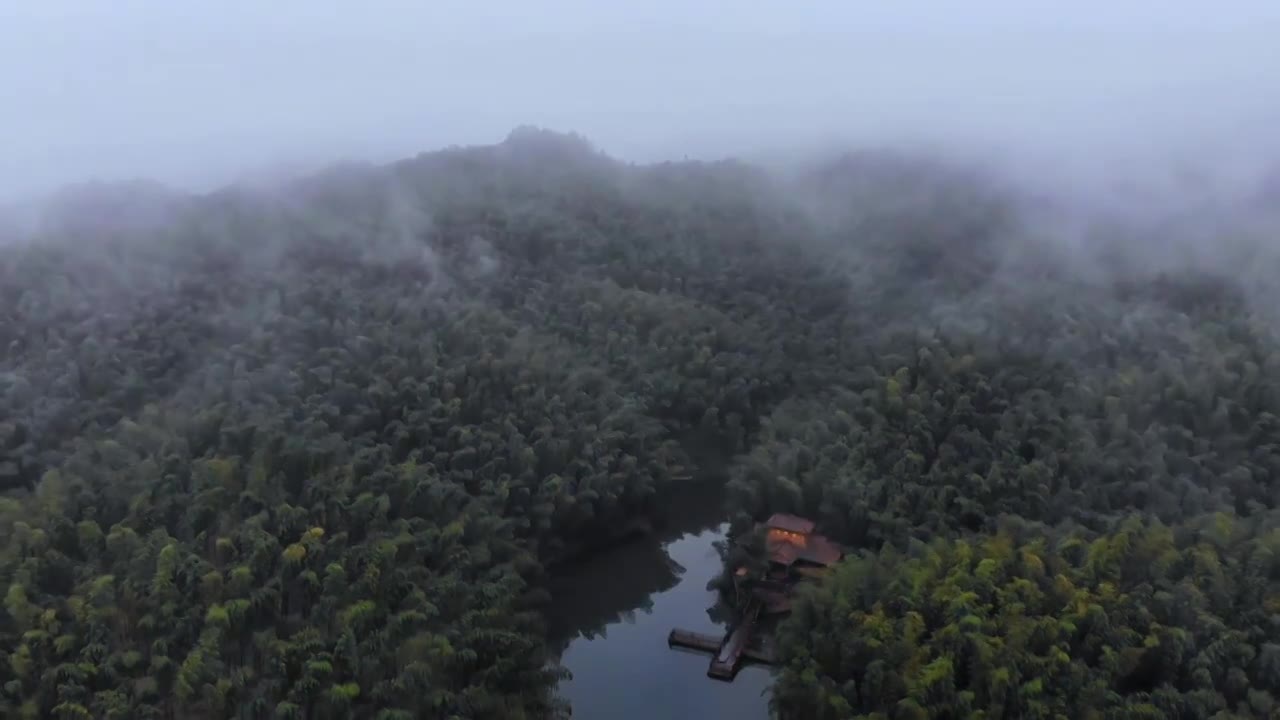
top-left (768, 528), bottom-right (808, 546)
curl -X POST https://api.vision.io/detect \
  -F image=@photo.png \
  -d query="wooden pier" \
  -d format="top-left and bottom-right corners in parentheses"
top-left (667, 599), bottom-right (773, 680)
top-left (667, 629), bottom-right (721, 654)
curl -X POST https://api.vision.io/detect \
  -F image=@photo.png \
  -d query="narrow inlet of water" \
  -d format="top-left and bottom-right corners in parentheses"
top-left (547, 522), bottom-right (773, 719)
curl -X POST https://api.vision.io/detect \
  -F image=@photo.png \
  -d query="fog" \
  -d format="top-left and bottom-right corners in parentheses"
top-left (3, 1), bottom-right (1279, 200)
top-left (8, 8), bottom-right (1280, 719)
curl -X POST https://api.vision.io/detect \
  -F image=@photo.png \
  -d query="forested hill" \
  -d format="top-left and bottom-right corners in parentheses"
top-left (1, 128), bottom-right (1278, 719)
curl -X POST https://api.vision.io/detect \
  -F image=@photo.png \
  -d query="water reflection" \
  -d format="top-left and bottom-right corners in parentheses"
top-left (545, 528), bottom-right (687, 651)
top-left (547, 478), bottom-right (773, 719)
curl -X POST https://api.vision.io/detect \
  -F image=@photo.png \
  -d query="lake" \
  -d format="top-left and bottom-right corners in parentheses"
top-left (546, 479), bottom-right (773, 719)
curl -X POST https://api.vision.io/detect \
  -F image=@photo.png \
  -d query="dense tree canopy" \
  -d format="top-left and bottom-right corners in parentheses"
top-left (726, 159), bottom-right (1280, 717)
top-left (2, 128), bottom-right (1278, 718)
top-left (772, 515), bottom-right (1280, 719)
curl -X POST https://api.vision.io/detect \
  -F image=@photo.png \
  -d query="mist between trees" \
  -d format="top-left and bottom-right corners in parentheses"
top-left (2, 127), bottom-right (1280, 718)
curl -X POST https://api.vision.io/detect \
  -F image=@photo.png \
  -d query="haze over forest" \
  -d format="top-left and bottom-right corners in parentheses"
top-left (4, 3), bottom-right (1280, 719)
top-left (3, 2), bottom-right (1280, 199)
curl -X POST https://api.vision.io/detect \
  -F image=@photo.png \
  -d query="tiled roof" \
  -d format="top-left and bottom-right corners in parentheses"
top-left (768, 541), bottom-right (800, 566)
top-left (802, 536), bottom-right (843, 566)
top-left (766, 513), bottom-right (816, 535)
top-left (766, 534), bottom-right (842, 567)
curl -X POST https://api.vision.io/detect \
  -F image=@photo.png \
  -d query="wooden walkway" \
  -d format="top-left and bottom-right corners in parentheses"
top-left (667, 599), bottom-right (773, 680)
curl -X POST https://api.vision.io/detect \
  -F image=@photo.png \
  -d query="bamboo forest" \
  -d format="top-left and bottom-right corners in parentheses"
top-left (2, 128), bottom-right (1279, 719)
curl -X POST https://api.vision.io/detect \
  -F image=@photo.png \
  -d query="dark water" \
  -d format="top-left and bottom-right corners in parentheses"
top-left (547, 480), bottom-right (773, 719)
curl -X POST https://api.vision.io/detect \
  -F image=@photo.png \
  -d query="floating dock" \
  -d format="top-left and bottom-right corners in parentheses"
top-left (668, 600), bottom-right (773, 680)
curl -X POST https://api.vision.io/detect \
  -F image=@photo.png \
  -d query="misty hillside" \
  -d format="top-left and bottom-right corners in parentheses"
top-left (2, 129), bottom-right (1280, 719)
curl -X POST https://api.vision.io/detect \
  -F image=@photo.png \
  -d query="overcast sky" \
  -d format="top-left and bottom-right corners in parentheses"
top-left (2, 1), bottom-right (1279, 197)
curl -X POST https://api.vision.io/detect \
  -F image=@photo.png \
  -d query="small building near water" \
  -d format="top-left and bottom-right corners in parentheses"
top-left (669, 512), bottom-right (844, 680)
top-left (764, 513), bottom-right (843, 570)
top-left (746, 513), bottom-right (844, 614)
